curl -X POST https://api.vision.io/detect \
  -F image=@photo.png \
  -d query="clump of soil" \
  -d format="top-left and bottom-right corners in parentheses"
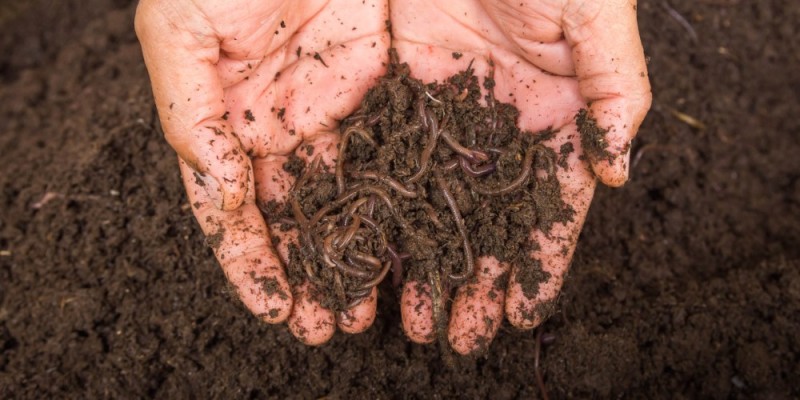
top-left (265, 52), bottom-right (574, 322)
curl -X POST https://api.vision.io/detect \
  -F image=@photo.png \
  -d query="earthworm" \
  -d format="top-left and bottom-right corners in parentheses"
top-left (290, 197), bottom-right (309, 226)
top-left (435, 171), bottom-right (475, 282)
top-left (341, 185), bottom-right (412, 231)
top-left (419, 200), bottom-right (444, 229)
top-left (442, 158), bottom-right (460, 172)
top-left (276, 217), bottom-right (297, 227)
top-left (459, 156), bottom-right (496, 177)
top-left (486, 147), bottom-right (505, 155)
top-left (416, 96), bottom-right (428, 130)
top-left (342, 197), bottom-right (369, 226)
top-left (387, 244), bottom-right (404, 287)
top-left (347, 250), bottom-right (383, 270)
top-left (352, 171), bottom-right (418, 198)
top-left (359, 215), bottom-right (388, 256)
top-left (356, 261), bottom-right (392, 291)
top-left (336, 125), bottom-right (376, 195)
top-left (406, 110), bottom-right (441, 184)
top-left (331, 256), bottom-right (373, 279)
top-left (309, 190), bottom-right (360, 227)
top-left (303, 259), bottom-right (323, 285)
top-left (366, 195), bottom-right (376, 218)
top-left (367, 109), bottom-right (383, 126)
top-left (440, 129), bottom-right (488, 163)
top-left (333, 272), bottom-right (347, 307)
top-left (323, 234), bottom-right (343, 260)
top-left (346, 288), bottom-right (373, 308)
top-left (294, 154), bottom-right (322, 192)
top-left (534, 328), bottom-right (551, 400)
top-left (333, 215), bottom-right (361, 250)
top-left (470, 148), bottom-right (534, 196)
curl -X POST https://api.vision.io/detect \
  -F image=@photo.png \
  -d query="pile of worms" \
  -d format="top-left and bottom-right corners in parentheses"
top-left (287, 91), bottom-right (555, 310)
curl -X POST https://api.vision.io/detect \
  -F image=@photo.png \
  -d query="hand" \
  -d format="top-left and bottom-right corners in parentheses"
top-left (391, 0), bottom-right (651, 353)
top-left (136, 0), bottom-right (390, 345)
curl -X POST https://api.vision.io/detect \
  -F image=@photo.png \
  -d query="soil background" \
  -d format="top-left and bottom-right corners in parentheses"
top-left (1, 0), bottom-right (798, 398)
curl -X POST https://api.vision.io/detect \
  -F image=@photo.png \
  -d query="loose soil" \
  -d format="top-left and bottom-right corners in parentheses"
top-left (274, 55), bottom-right (570, 318)
top-left (1, 0), bottom-right (798, 398)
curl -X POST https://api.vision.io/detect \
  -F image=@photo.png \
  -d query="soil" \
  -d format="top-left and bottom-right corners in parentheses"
top-left (1, 0), bottom-right (798, 398)
top-left (276, 56), bottom-right (570, 315)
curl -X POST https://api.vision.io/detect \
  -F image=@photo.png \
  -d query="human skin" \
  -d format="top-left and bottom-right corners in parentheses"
top-left (136, 0), bottom-right (651, 351)
top-left (135, 0), bottom-right (390, 345)
top-left (392, 0), bottom-right (651, 354)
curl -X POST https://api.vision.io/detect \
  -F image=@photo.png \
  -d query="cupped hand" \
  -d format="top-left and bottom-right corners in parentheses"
top-left (136, 0), bottom-right (390, 345)
top-left (391, 0), bottom-right (651, 354)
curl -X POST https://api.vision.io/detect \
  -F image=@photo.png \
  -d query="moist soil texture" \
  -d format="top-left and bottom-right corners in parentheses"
top-left (275, 55), bottom-right (570, 316)
top-left (1, 0), bottom-right (799, 398)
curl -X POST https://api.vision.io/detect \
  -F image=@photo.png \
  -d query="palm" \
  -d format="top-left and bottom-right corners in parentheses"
top-left (138, 0), bottom-right (390, 344)
top-left (392, 0), bottom-right (597, 352)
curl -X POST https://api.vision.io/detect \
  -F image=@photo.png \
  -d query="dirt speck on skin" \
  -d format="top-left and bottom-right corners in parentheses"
top-left (204, 227), bottom-right (225, 250)
top-left (576, 108), bottom-right (613, 165)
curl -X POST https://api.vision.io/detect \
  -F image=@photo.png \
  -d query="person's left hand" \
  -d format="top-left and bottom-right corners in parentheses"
top-left (391, 0), bottom-right (652, 354)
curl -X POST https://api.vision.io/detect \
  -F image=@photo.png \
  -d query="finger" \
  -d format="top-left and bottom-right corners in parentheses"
top-left (401, 281), bottom-right (435, 344)
top-left (288, 282), bottom-right (336, 345)
top-left (448, 257), bottom-right (510, 355)
top-left (562, 0), bottom-right (652, 186)
top-left (136, 1), bottom-right (250, 210)
top-left (337, 287), bottom-right (378, 334)
top-left (505, 126), bottom-right (596, 328)
top-left (179, 159), bottom-right (292, 323)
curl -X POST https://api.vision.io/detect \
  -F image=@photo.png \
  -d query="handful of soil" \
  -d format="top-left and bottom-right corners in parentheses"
top-left (269, 52), bottom-right (574, 323)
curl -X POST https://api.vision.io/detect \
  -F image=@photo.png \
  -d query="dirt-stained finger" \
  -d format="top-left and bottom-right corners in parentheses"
top-left (448, 257), bottom-right (510, 355)
top-left (179, 159), bottom-right (292, 323)
top-left (505, 126), bottom-right (596, 328)
top-left (401, 281), bottom-right (435, 344)
top-left (288, 282), bottom-right (336, 346)
top-left (337, 287), bottom-right (378, 334)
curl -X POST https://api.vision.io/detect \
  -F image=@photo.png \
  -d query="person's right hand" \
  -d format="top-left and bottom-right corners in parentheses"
top-left (136, 0), bottom-right (389, 345)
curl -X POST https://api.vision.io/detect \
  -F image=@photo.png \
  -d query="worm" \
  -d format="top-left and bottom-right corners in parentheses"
top-left (459, 156), bottom-right (496, 177)
top-left (340, 185), bottom-right (413, 232)
top-left (419, 200), bottom-right (444, 229)
top-left (416, 96), bottom-right (428, 130)
top-left (333, 215), bottom-right (361, 250)
top-left (336, 125), bottom-right (376, 195)
top-left (440, 129), bottom-right (488, 163)
top-left (387, 244), bottom-right (404, 287)
top-left (359, 215), bottom-right (388, 256)
top-left (290, 197), bottom-right (308, 226)
top-left (303, 259), bottom-right (323, 285)
top-left (347, 250), bottom-right (383, 271)
top-left (293, 154), bottom-right (322, 192)
top-left (331, 256), bottom-right (373, 279)
top-left (406, 110), bottom-right (441, 184)
top-left (333, 272), bottom-right (347, 308)
top-left (442, 158), bottom-right (460, 172)
top-left (355, 261), bottom-right (393, 291)
top-left (352, 171), bottom-right (418, 198)
top-left (470, 148), bottom-right (534, 196)
top-left (435, 171), bottom-right (475, 282)
top-left (341, 197), bottom-right (369, 226)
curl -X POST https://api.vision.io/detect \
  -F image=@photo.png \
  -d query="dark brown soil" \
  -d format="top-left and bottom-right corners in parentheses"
top-left (1, 0), bottom-right (798, 398)
top-left (277, 56), bottom-right (569, 314)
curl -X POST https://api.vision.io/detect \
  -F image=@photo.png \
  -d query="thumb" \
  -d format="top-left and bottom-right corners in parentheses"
top-left (136, 0), bottom-right (249, 210)
top-left (563, 0), bottom-right (652, 187)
